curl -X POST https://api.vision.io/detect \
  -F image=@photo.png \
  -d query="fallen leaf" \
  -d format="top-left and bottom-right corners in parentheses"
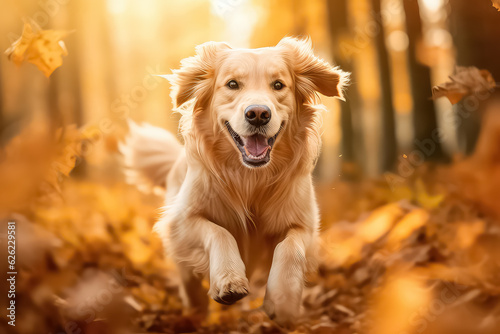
top-left (358, 203), bottom-right (406, 243)
top-left (432, 66), bottom-right (497, 104)
top-left (454, 220), bottom-right (485, 250)
top-left (385, 209), bottom-right (429, 251)
top-left (42, 124), bottom-right (82, 195)
top-left (415, 178), bottom-right (444, 209)
top-left (321, 203), bottom-right (405, 267)
top-left (369, 271), bottom-right (431, 334)
top-left (0, 120), bottom-right (81, 213)
top-left (5, 21), bottom-right (71, 77)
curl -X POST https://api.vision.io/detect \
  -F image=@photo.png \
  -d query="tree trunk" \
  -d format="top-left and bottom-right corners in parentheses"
top-left (403, 0), bottom-right (446, 162)
top-left (326, 0), bottom-right (356, 168)
top-left (371, 0), bottom-right (398, 171)
top-left (448, 0), bottom-right (500, 154)
top-left (0, 65), bottom-right (3, 132)
top-left (326, 0), bottom-right (368, 179)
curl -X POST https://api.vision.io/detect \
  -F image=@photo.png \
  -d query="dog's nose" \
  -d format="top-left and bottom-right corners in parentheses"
top-left (244, 105), bottom-right (271, 127)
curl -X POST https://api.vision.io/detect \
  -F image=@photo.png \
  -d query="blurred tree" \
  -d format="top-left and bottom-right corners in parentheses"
top-left (0, 66), bottom-right (3, 130)
top-left (65, 0), bottom-right (86, 178)
top-left (326, 0), bottom-right (365, 178)
top-left (371, 0), bottom-right (397, 171)
top-left (58, 0), bottom-right (84, 127)
top-left (448, 0), bottom-right (500, 154)
top-left (326, 0), bottom-right (354, 165)
top-left (403, 0), bottom-right (446, 161)
top-left (73, 0), bottom-right (113, 126)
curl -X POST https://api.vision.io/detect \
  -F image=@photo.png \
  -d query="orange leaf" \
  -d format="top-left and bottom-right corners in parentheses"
top-left (493, 0), bottom-right (500, 11)
top-left (4, 21), bottom-right (71, 77)
top-left (432, 66), bottom-right (496, 105)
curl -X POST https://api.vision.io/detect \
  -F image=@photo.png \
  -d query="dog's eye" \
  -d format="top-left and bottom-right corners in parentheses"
top-left (273, 81), bottom-right (284, 90)
top-left (227, 80), bottom-right (239, 90)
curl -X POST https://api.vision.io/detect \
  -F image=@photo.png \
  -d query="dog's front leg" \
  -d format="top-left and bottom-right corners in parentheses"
top-left (173, 216), bottom-right (249, 305)
top-left (263, 227), bottom-right (313, 327)
top-left (205, 220), bottom-right (249, 305)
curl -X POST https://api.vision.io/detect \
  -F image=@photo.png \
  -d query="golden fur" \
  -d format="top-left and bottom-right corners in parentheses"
top-left (121, 37), bottom-right (348, 327)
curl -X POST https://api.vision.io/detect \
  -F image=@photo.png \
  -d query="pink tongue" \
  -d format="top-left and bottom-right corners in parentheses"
top-left (245, 134), bottom-right (269, 156)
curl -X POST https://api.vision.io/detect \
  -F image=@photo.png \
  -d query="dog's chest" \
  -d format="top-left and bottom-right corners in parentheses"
top-left (202, 184), bottom-right (309, 236)
top-left (192, 167), bottom-right (315, 235)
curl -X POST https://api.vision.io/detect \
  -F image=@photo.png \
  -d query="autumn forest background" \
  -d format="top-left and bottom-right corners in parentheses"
top-left (2, 0), bottom-right (500, 333)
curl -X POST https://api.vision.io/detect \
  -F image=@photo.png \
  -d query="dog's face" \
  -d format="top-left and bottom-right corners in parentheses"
top-left (213, 49), bottom-right (293, 167)
top-left (169, 37), bottom-right (348, 168)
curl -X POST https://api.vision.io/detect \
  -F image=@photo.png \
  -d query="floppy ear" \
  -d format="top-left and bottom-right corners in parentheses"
top-left (168, 41), bottom-right (231, 108)
top-left (278, 37), bottom-right (349, 101)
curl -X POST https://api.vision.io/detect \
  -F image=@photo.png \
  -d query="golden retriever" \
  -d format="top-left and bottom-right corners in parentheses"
top-left (121, 37), bottom-right (348, 327)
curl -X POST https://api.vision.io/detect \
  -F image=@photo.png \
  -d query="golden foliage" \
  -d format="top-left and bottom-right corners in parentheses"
top-left (0, 121), bottom-right (81, 215)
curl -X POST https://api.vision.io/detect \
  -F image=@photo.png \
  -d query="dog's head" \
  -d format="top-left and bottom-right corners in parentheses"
top-left (169, 37), bottom-right (348, 168)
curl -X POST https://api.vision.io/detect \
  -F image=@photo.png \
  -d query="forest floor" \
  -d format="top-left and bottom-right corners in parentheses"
top-left (1, 124), bottom-right (500, 334)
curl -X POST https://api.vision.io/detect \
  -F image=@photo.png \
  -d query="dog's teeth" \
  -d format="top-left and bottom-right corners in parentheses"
top-left (245, 146), bottom-right (270, 160)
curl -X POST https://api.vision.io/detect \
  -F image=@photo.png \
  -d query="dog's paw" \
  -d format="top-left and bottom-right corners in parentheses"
top-left (209, 273), bottom-right (249, 305)
top-left (263, 296), bottom-right (298, 329)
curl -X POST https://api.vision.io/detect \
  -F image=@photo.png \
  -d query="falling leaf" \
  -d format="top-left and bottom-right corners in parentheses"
top-left (5, 22), bottom-right (35, 66)
top-left (5, 21), bottom-right (71, 77)
top-left (493, 0), bottom-right (500, 11)
top-left (432, 66), bottom-right (497, 104)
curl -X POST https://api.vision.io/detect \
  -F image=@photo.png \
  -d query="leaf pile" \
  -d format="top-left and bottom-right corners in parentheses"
top-left (0, 121), bottom-right (81, 216)
top-left (2, 120), bottom-right (500, 334)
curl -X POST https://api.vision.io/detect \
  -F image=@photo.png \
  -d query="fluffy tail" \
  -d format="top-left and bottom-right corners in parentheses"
top-left (119, 121), bottom-right (182, 193)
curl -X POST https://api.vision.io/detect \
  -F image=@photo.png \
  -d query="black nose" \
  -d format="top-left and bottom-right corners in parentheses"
top-left (244, 105), bottom-right (271, 127)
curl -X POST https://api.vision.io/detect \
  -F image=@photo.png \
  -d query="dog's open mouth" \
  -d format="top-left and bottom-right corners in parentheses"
top-left (225, 121), bottom-right (283, 167)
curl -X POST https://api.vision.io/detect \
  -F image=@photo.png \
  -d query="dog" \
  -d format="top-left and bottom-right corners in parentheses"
top-left (120, 37), bottom-right (348, 327)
